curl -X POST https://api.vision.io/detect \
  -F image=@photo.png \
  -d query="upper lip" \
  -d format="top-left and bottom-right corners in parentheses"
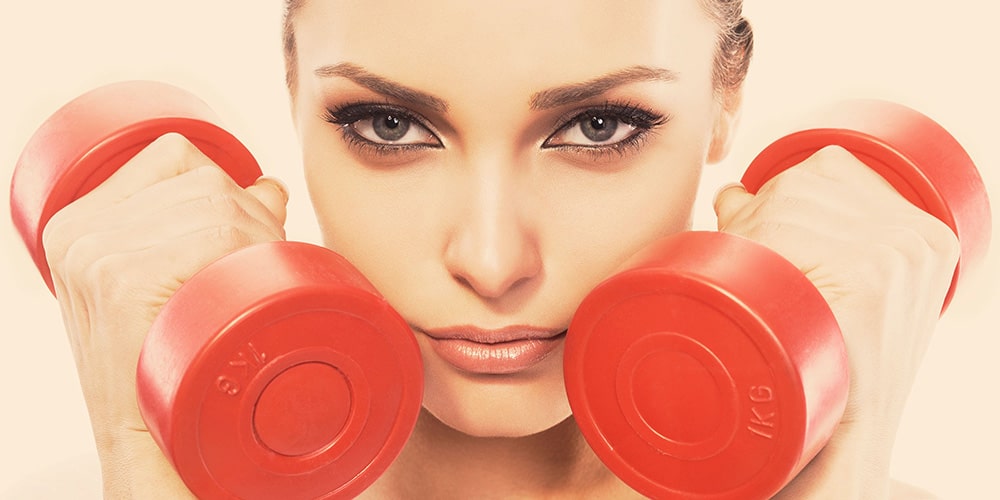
top-left (419, 325), bottom-right (566, 344)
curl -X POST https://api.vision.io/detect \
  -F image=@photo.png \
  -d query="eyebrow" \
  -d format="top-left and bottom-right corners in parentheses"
top-left (529, 65), bottom-right (678, 110)
top-left (314, 62), bottom-right (449, 112)
top-left (314, 63), bottom-right (677, 113)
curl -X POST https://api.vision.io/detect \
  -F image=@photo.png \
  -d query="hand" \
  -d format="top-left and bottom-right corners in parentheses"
top-left (41, 132), bottom-right (288, 495)
top-left (713, 146), bottom-right (959, 499)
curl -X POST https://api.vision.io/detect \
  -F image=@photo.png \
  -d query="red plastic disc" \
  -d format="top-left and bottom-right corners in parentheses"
top-left (137, 241), bottom-right (423, 499)
top-left (10, 80), bottom-right (262, 294)
top-left (742, 100), bottom-right (991, 310)
top-left (566, 232), bottom-right (847, 499)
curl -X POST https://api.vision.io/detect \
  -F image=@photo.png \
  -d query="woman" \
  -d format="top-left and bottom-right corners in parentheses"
top-left (5, 0), bottom-right (989, 498)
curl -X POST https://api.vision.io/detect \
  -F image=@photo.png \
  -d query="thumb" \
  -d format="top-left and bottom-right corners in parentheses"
top-left (246, 176), bottom-right (289, 227)
top-left (713, 181), bottom-right (754, 231)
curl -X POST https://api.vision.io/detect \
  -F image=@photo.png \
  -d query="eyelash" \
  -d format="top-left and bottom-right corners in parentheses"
top-left (321, 101), bottom-right (442, 157)
top-left (543, 101), bottom-right (670, 160)
top-left (321, 99), bottom-right (669, 160)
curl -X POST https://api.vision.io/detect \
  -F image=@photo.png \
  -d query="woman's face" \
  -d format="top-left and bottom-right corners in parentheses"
top-left (291, 0), bottom-right (734, 437)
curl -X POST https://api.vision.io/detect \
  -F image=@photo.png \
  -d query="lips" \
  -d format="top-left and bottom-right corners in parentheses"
top-left (420, 325), bottom-right (567, 375)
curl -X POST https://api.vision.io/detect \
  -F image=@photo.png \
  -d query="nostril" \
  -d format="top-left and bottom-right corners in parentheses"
top-left (446, 241), bottom-right (543, 300)
top-left (452, 267), bottom-right (523, 300)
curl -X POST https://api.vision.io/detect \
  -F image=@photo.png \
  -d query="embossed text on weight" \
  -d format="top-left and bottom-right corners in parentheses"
top-left (215, 342), bottom-right (268, 396)
top-left (747, 385), bottom-right (777, 439)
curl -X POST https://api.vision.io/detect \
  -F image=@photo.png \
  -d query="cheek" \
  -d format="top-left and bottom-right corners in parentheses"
top-left (539, 157), bottom-right (702, 298)
top-left (538, 126), bottom-right (710, 287)
top-left (301, 134), bottom-right (450, 299)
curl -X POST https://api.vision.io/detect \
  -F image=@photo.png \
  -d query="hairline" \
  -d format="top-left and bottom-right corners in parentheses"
top-left (282, 1), bottom-right (748, 101)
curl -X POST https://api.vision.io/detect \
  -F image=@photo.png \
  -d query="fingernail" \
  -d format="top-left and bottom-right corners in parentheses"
top-left (713, 181), bottom-right (745, 204)
top-left (257, 176), bottom-right (289, 203)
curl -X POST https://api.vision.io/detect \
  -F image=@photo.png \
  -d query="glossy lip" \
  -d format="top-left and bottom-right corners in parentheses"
top-left (419, 325), bottom-right (567, 375)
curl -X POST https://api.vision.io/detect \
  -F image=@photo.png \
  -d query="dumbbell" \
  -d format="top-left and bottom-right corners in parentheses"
top-left (564, 100), bottom-right (991, 499)
top-left (10, 81), bottom-right (424, 499)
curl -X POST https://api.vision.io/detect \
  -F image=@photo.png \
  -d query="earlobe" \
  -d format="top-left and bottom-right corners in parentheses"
top-left (707, 90), bottom-right (743, 164)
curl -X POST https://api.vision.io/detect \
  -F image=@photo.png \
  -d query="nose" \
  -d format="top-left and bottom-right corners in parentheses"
top-left (444, 163), bottom-right (541, 300)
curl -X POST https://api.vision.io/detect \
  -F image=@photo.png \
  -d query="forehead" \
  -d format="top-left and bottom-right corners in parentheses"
top-left (293, 0), bottom-right (717, 94)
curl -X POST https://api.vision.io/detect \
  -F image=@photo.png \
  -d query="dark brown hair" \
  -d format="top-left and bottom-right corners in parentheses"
top-left (282, 1), bottom-right (753, 100)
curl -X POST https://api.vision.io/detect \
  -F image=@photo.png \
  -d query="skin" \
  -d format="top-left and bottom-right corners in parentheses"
top-left (292, 0), bottom-right (726, 439)
top-left (38, 0), bottom-right (956, 498)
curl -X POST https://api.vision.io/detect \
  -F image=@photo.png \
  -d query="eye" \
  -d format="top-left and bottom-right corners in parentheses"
top-left (351, 112), bottom-right (438, 145)
top-left (542, 103), bottom-right (667, 150)
top-left (323, 103), bottom-right (442, 148)
top-left (548, 114), bottom-right (636, 146)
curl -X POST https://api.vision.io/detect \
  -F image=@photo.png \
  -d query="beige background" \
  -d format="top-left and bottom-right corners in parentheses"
top-left (1, 1), bottom-right (997, 497)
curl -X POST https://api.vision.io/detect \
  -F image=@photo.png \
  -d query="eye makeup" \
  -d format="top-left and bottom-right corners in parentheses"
top-left (321, 100), bottom-right (443, 159)
top-left (320, 97), bottom-right (670, 164)
top-left (542, 100), bottom-right (671, 162)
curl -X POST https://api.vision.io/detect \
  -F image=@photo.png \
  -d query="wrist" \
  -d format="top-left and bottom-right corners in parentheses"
top-left (97, 429), bottom-right (194, 499)
top-left (774, 420), bottom-right (894, 500)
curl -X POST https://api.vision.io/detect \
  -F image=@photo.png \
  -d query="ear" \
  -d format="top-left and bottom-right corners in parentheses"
top-left (706, 89), bottom-right (743, 164)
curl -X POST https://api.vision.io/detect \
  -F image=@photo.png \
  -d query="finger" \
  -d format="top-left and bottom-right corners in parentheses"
top-left (799, 145), bottom-right (898, 198)
top-left (62, 194), bottom-right (285, 277)
top-left (125, 166), bottom-right (284, 237)
top-left (65, 222), bottom-right (283, 343)
top-left (244, 176), bottom-right (289, 227)
top-left (713, 182), bottom-right (754, 230)
top-left (47, 164), bottom-right (282, 254)
top-left (77, 133), bottom-right (220, 206)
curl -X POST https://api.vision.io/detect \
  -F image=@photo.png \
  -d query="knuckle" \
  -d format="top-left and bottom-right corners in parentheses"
top-left (746, 219), bottom-right (787, 242)
top-left (82, 253), bottom-right (151, 306)
top-left (918, 215), bottom-right (960, 264)
top-left (206, 193), bottom-right (248, 221)
top-left (803, 145), bottom-right (873, 182)
top-left (41, 214), bottom-right (71, 265)
top-left (755, 191), bottom-right (803, 222)
top-left (214, 224), bottom-right (255, 250)
top-left (64, 242), bottom-right (131, 302)
top-left (812, 144), bottom-right (853, 162)
top-left (759, 167), bottom-right (812, 197)
top-left (194, 164), bottom-right (235, 191)
top-left (881, 215), bottom-right (960, 272)
top-left (62, 233), bottom-right (109, 287)
top-left (150, 132), bottom-right (199, 159)
top-left (841, 242), bottom-right (908, 299)
top-left (81, 254), bottom-right (123, 299)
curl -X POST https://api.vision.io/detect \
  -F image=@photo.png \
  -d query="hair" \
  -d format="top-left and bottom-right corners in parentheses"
top-left (281, 0), bottom-right (753, 100)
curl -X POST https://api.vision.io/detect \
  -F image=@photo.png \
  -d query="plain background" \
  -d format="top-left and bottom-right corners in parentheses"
top-left (1, 1), bottom-right (997, 497)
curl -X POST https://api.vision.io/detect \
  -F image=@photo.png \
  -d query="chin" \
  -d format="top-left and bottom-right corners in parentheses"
top-left (428, 403), bottom-right (570, 438)
top-left (420, 347), bottom-right (573, 438)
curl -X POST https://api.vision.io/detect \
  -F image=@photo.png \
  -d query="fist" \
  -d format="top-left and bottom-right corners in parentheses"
top-left (42, 132), bottom-right (288, 445)
top-left (715, 145), bottom-right (960, 497)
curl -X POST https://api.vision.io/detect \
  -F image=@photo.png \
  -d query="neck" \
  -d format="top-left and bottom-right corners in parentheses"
top-left (368, 409), bottom-right (632, 498)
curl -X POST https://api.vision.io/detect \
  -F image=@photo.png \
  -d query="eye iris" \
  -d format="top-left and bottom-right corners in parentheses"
top-left (581, 115), bottom-right (617, 142)
top-left (372, 114), bottom-right (410, 141)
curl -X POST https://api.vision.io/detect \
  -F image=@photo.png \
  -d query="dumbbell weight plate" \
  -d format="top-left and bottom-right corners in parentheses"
top-left (139, 240), bottom-right (423, 499)
top-left (565, 100), bottom-right (990, 499)
top-left (566, 231), bottom-right (847, 499)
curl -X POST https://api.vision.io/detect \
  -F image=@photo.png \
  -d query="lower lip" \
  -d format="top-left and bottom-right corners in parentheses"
top-left (425, 332), bottom-right (566, 375)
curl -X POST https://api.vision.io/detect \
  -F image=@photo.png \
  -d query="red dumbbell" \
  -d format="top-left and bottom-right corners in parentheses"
top-left (10, 81), bottom-right (424, 499)
top-left (564, 100), bottom-right (991, 499)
